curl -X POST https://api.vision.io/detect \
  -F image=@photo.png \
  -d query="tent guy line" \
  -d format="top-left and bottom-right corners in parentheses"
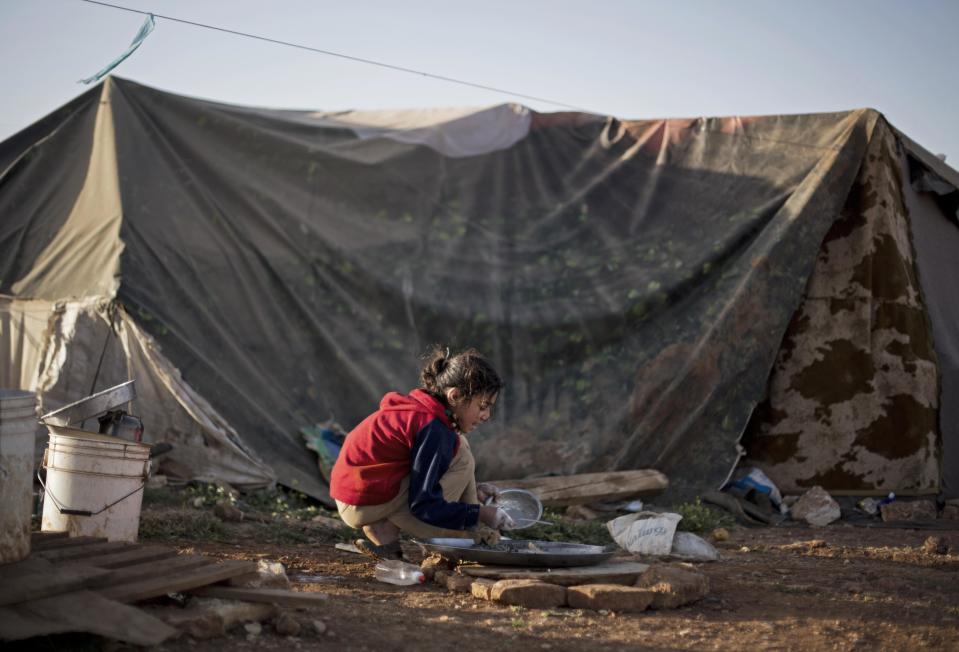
top-left (76, 0), bottom-right (600, 114)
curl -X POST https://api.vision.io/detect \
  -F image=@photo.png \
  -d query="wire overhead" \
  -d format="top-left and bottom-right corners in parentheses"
top-left (77, 0), bottom-right (598, 114)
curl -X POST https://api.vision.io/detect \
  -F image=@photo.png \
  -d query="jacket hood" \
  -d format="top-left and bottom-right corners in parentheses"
top-left (379, 389), bottom-right (451, 424)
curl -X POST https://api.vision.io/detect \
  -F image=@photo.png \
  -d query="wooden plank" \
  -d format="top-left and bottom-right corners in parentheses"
top-left (31, 531), bottom-right (69, 543)
top-left (76, 545), bottom-right (178, 570)
top-left (489, 470), bottom-right (668, 506)
top-left (31, 536), bottom-right (108, 551)
top-left (87, 554), bottom-right (214, 590)
top-left (0, 589), bottom-right (176, 645)
top-left (99, 559), bottom-right (257, 603)
top-left (189, 586), bottom-right (330, 607)
top-left (34, 541), bottom-right (133, 563)
top-left (0, 557), bottom-right (111, 607)
top-left (459, 560), bottom-right (650, 586)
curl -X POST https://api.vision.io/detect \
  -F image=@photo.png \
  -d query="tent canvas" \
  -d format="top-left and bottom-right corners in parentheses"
top-left (2, 77), bottom-right (957, 503)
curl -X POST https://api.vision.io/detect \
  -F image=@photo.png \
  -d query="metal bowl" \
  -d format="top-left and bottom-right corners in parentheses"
top-left (490, 488), bottom-right (543, 529)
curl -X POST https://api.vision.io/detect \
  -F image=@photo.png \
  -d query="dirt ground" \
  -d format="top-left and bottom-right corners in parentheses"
top-left (137, 513), bottom-right (959, 652)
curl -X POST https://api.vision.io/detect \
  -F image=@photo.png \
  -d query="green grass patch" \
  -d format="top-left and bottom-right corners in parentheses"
top-left (139, 509), bottom-right (226, 541)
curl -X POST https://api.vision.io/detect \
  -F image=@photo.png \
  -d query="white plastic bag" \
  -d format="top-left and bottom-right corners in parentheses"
top-left (607, 511), bottom-right (682, 555)
top-left (670, 531), bottom-right (720, 561)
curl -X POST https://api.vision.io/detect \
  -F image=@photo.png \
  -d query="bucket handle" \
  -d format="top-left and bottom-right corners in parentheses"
top-left (38, 449), bottom-right (150, 517)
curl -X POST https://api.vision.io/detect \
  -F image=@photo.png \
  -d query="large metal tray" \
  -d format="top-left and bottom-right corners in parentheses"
top-left (415, 538), bottom-right (615, 567)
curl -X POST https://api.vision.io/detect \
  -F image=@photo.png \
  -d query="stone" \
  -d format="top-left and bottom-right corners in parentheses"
top-left (566, 584), bottom-right (655, 612)
top-left (711, 528), bottom-right (730, 542)
top-left (157, 598), bottom-right (276, 639)
top-left (634, 564), bottom-right (709, 609)
top-left (420, 553), bottom-right (453, 581)
top-left (790, 486), bottom-right (841, 527)
top-left (312, 620), bottom-right (327, 635)
top-left (942, 505), bottom-right (959, 520)
top-left (274, 612), bottom-right (301, 637)
top-left (490, 580), bottom-right (567, 608)
top-left (214, 501), bottom-right (246, 522)
top-left (881, 500), bottom-right (937, 522)
top-left (229, 560), bottom-right (290, 589)
top-left (920, 536), bottom-right (949, 555)
top-left (244, 622), bottom-right (262, 636)
top-left (446, 573), bottom-right (474, 593)
top-left (471, 579), bottom-right (495, 600)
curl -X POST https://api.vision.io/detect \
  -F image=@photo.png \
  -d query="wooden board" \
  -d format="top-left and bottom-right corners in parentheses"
top-left (31, 531), bottom-right (69, 543)
top-left (189, 586), bottom-right (330, 607)
top-left (99, 559), bottom-right (257, 603)
top-left (458, 560), bottom-right (650, 586)
top-left (489, 470), bottom-right (668, 506)
top-left (0, 557), bottom-right (110, 607)
top-left (0, 589), bottom-right (176, 645)
top-left (76, 545), bottom-right (178, 569)
top-left (87, 554), bottom-right (214, 590)
top-left (34, 541), bottom-right (133, 562)
top-left (30, 536), bottom-right (108, 552)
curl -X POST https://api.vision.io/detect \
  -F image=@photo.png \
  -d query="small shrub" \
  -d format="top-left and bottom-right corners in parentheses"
top-left (673, 499), bottom-right (734, 534)
top-left (521, 508), bottom-right (613, 546)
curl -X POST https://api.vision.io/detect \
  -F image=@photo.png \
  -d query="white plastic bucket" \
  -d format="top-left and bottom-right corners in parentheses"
top-left (0, 390), bottom-right (37, 565)
top-left (40, 425), bottom-right (151, 542)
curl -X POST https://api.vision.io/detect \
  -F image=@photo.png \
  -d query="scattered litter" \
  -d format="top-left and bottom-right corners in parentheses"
top-left (727, 467), bottom-right (785, 513)
top-left (856, 497), bottom-right (881, 516)
top-left (334, 542), bottom-right (361, 554)
top-left (301, 420), bottom-right (347, 483)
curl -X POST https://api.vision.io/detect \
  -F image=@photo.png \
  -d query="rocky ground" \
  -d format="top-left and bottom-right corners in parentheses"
top-left (131, 492), bottom-right (959, 652)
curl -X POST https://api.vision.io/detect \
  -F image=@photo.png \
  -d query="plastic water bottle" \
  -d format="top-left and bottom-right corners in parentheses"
top-left (374, 559), bottom-right (425, 586)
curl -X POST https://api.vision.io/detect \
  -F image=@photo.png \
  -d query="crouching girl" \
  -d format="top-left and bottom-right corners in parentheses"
top-left (330, 346), bottom-right (514, 559)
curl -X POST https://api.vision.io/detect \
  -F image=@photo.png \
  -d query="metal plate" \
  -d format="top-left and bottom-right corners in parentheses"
top-left (40, 381), bottom-right (136, 426)
top-left (415, 538), bottom-right (615, 567)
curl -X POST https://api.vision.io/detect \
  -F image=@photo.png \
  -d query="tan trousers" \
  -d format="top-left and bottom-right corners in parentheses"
top-left (336, 435), bottom-right (478, 539)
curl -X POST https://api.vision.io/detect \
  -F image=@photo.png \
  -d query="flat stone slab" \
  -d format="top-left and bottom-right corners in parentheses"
top-left (459, 560), bottom-right (649, 587)
top-left (567, 584), bottom-right (655, 612)
top-left (491, 580), bottom-right (567, 608)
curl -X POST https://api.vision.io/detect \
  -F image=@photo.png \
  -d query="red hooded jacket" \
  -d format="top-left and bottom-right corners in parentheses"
top-left (330, 389), bottom-right (460, 506)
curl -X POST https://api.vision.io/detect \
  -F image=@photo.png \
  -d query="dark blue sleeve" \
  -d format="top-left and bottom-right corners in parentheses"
top-left (408, 419), bottom-right (481, 530)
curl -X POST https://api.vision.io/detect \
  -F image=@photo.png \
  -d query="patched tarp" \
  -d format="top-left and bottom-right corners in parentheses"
top-left (743, 122), bottom-right (940, 494)
top-left (1, 77), bottom-right (956, 501)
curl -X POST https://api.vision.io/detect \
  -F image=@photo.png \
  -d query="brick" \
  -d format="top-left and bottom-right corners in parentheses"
top-left (881, 500), bottom-right (937, 522)
top-left (634, 564), bottom-right (708, 609)
top-left (490, 580), bottom-right (567, 609)
top-left (471, 579), bottom-right (495, 600)
top-left (446, 573), bottom-right (474, 593)
top-left (566, 584), bottom-right (654, 612)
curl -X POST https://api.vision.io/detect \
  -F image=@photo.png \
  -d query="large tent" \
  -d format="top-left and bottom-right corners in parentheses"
top-left (2, 77), bottom-right (957, 503)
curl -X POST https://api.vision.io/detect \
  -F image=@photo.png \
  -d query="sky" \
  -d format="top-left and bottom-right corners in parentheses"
top-left (1, 0), bottom-right (958, 165)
